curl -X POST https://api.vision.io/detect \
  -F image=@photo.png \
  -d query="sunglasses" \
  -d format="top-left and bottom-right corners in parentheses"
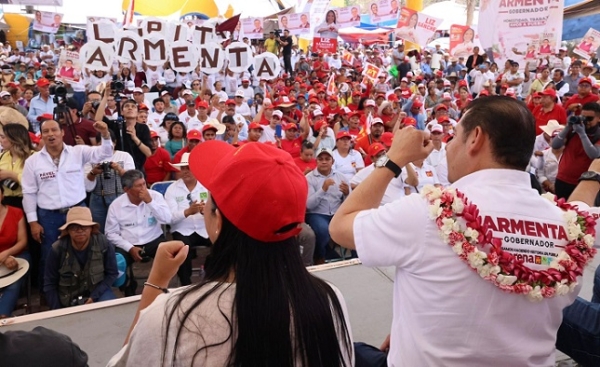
top-left (67, 224), bottom-right (89, 232)
top-left (186, 193), bottom-right (194, 205)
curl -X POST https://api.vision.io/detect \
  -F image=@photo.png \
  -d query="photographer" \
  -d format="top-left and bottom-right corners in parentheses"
top-left (85, 130), bottom-right (135, 233)
top-left (277, 29), bottom-right (294, 75)
top-left (81, 91), bottom-right (102, 120)
top-left (552, 102), bottom-right (600, 199)
top-left (95, 84), bottom-right (152, 170)
top-left (60, 98), bottom-right (97, 146)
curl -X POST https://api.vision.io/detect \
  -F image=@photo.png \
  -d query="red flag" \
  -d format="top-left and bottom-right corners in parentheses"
top-left (216, 14), bottom-right (241, 35)
top-left (123, 0), bottom-right (135, 27)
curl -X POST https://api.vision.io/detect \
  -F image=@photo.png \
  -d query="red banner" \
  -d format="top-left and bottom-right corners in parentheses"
top-left (312, 37), bottom-right (338, 53)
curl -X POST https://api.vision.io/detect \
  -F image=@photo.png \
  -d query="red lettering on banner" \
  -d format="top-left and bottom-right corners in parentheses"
top-left (483, 216), bottom-right (568, 241)
top-left (500, 0), bottom-right (546, 7)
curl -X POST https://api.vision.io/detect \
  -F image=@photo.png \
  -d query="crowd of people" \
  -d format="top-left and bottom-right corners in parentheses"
top-left (0, 33), bottom-right (599, 366)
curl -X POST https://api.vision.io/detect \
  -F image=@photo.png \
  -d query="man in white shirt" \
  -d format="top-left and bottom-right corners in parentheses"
top-left (22, 119), bottom-right (113, 287)
top-left (234, 89), bottom-right (252, 121)
top-left (147, 98), bottom-right (166, 132)
top-left (329, 53), bottom-right (342, 70)
top-left (164, 153), bottom-right (211, 286)
top-left (179, 101), bottom-right (203, 131)
top-left (105, 169), bottom-right (172, 295)
top-left (469, 62), bottom-right (495, 96)
top-left (239, 77), bottom-right (255, 100)
top-left (425, 124), bottom-right (447, 170)
top-left (330, 96), bottom-right (596, 366)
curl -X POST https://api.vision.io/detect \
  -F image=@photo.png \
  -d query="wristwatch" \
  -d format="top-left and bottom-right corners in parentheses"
top-left (578, 171), bottom-right (600, 183)
top-left (375, 155), bottom-right (402, 178)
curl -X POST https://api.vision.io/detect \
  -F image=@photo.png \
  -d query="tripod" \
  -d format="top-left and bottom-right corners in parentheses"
top-left (53, 96), bottom-right (78, 143)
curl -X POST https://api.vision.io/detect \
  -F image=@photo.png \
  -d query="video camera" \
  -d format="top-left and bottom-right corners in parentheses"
top-left (273, 29), bottom-right (283, 38)
top-left (50, 81), bottom-right (67, 104)
top-left (568, 115), bottom-right (592, 126)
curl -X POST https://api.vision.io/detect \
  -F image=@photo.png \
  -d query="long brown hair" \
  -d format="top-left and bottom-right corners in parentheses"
top-left (2, 123), bottom-right (34, 167)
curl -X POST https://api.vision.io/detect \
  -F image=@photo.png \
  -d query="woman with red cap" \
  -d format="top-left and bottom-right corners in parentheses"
top-left (110, 141), bottom-right (354, 367)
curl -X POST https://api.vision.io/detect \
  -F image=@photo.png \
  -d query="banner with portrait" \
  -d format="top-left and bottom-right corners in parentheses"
top-left (449, 24), bottom-right (482, 58)
top-left (278, 13), bottom-right (310, 36)
top-left (32, 11), bottom-right (63, 34)
top-left (395, 7), bottom-right (441, 47)
top-left (368, 0), bottom-right (400, 25)
top-left (477, 0), bottom-right (564, 68)
top-left (337, 6), bottom-right (362, 28)
top-left (309, 0), bottom-right (332, 37)
top-left (57, 50), bottom-right (81, 82)
top-left (242, 17), bottom-right (265, 40)
top-left (573, 28), bottom-right (600, 60)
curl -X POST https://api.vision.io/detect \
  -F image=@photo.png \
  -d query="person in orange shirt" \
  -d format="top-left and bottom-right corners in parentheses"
top-left (355, 117), bottom-right (385, 165)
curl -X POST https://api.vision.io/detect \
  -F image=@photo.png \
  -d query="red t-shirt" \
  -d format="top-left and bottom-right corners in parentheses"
top-left (0, 206), bottom-right (23, 253)
top-left (532, 104), bottom-right (567, 135)
top-left (355, 134), bottom-right (379, 165)
top-left (62, 119), bottom-right (98, 146)
top-left (144, 147), bottom-right (175, 185)
top-left (556, 133), bottom-right (600, 185)
top-left (322, 105), bottom-right (343, 122)
top-left (563, 94), bottom-right (600, 116)
top-left (280, 137), bottom-right (304, 158)
top-left (294, 157), bottom-right (316, 173)
top-left (172, 146), bottom-right (192, 164)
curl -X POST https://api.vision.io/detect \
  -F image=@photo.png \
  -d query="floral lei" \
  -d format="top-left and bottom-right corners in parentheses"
top-left (421, 185), bottom-right (597, 302)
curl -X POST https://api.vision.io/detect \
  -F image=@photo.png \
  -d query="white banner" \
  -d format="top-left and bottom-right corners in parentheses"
top-left (395, 7), bottom-right (442, 47)
top-left (478, 0), bottom-right (564, 68)
top-left (242, 17), bottom-right (265, 40)
top-left (337, 6), bottom-right (362, 28)
top-left (32, 11), bottom-right (63, 34)
top-left (278, 13), bottom-right (311, 36)
top-left (369, 0), bottom-right (399, 24)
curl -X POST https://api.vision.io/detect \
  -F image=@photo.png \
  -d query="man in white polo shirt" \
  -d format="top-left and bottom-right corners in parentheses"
top-left (22, 118), bottom-right (113, 287)
top-left (105, 169), bottom-right (172, 295)
top-left (234, 89), bottom-right (252, 121)
top-left (330, 96), bottom-right (598, 366)
top-left (164, 153), bottom-right (211, 286)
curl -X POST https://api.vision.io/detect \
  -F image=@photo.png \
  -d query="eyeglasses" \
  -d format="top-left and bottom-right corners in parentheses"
top-left (67, 224), bottom-right (89, 232)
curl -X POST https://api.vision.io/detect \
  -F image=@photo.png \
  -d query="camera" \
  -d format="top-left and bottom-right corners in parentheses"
top-left (568, 115), bottom-right (589, 126)
top-left (273, 29), bottom-right (282, 38)
top-left (110, 80), bottom-right (124, 93)
top-left (101, 161), bottom-right (112, 179)
top-left (91, 101), bottom-right (100, 111)
top-left (1, 179), bottom-right (19, 190)
top-left (50, 81), bottom-right (67, 99)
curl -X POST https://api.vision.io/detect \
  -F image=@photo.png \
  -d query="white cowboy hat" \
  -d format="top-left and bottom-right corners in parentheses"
top-left (0, 258), bottom-right (29, 288)
top-left (540, 119), bottom-right (564, 136)
top-left (170, 152), bottom-right (191, 170)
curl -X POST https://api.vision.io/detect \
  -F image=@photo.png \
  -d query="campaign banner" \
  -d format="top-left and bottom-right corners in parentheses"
top-left (478, 0), bottom-right (564, 68)
top-left (278, 13), bottom-right (311, 35)
top-left (362, 62), bottom-right (382, 82)
top-left (242, 17), bottom-right (264, 39)
top-left (368, 0), bottom-right (400, 25)
top-left (314, 10), bottom-right (339, 40)
top-left (32, 11), bottom-right (63, 34)
top-left (312, 37), bottom-right (338, 53)
top-left (337, 6), bottom-right (362, 28)
top-left (573, 28), bottom-right (600, 60)
top-left (309, 0), bottom-right (332, 37)
top-left (449, 24), bottom-right (482, 58)
top-left (395, 7), bottom-right (442, 47)
top-left (57, 50), bottom-right (81, 82)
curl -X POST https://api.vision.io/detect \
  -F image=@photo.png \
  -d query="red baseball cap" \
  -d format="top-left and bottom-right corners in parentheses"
top-left (138, 103), bottom-right (149, 111)
top-left (368, 142), bottom-right (386, 157)
top-left (314, 120), bottom-right (328, 131)
top-left (189, 141), bottom-right (307, 242)
top-left (36, 113), bottom-right (53, 122)
top-left (403, 117), bottom-right (417, 126)
top-left (479, 90), bottom-right (490, 96)
top-left (202, 124), bottom-right (218, 133)
top-left (401, 89), bottom-right (412, 99)
top-left (412, 101), bottom-right (423, 109)
top-left (435, 104), bottom-right (448, 111)
top-left (387, 94), bottom-right (399, 102)
top-left (150, 130), bottom-right (159, 139)
top-left (539, 89), bottom-right (557, 98)
top-left (437, 115), bottom-right (451, 124)
top-left (187, 129), bottom-right (202, 140)
top-left (336, 131), bottom-right (352, 140)
top-left (458, 80), bottom-right (468, 88)
top-left (225, 99), bottom-right (236, 105)
top-left (579, 77), bottom-right (593, 85)
top-left (283, 123), bottom-right (298, 131)
top-left (380, 132), bottom-right (394, 147)
top-left (248, 122), bottom-right (264, 130)
top-left (196, 100), bottom-right (209, 109)
top-left (36, 78), bottom-right (50, 87)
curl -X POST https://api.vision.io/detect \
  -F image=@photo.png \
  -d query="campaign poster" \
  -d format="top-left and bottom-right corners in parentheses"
top-left (242, 17), bottom-right (264, 39)
top-left (337, 6), bottom-right (362, 28)
top-left (314, 10), bottom-right (340, 40)
top-left (573, 28), bottom-right (600, 60)
top-left (312, 37), bottom-right (337, 53)
top-left (279, 13), bottom-right (310, 35)
top-left (369, 0), bottom-right (400, 25)
top-left (478, 0), bottom-right (564, 68)
top-left (449, 24), bottom-right (482, 58)
top-left (362, 62), bottom-right (382, 82)
top-left (309, 0), bottom-right (332, 37)
top-left (57, 49), bottom-right (81, 82)
top-left (32, 11), bottom-right (63, 34)
top-left (395, 7), bottom-right (441, 47)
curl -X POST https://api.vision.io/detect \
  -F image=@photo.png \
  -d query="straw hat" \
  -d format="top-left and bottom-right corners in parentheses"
top-left (0, 106), bottom-right (29, 134)
top-left (58, 207), bottom-right (99, 236)
top-left (0, 258), bottom-right (29, 288)
top-left (540, 119), bottom-right (564, 136)
top-left (170, 152), bottom-right (190, 170)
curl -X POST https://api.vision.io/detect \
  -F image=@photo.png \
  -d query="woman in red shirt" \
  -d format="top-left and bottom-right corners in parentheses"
top-left (0, 185), bottom-right (29, 318)
top-left (143, 131), bottom-right (175, 186)
top-left (293, 141), bottom-right (317, 175)
top-left (456, 87), bottom-right (472, 114)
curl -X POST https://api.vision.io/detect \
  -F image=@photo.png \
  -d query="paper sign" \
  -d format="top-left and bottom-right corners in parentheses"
top-left (198, 42), bottom-right (226, 74)
top-left (362, 63), bottom-right (381, 82)
top-left (573, 28), bottom-right (600, 60)
top-left (226, 42), bottom-right (252, 73)
top-left (254, 52), bottom-right (281, 80)
top-left (168, 41), bottom-right (199, 74)
top-left (79, 41), bottom-right (114, 72)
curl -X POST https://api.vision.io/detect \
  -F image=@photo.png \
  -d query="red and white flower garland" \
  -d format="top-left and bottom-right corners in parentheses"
top-left (421, 186), bottom-right (597, 302)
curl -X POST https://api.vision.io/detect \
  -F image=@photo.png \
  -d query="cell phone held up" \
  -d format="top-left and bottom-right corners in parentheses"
top-left (275, 124), bottom-right (282, 138)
